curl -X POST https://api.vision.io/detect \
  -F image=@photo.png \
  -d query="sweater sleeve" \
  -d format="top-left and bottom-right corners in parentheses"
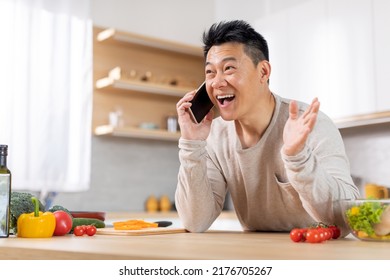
top-left (175, 138), bottom-right (227, 232)
top-left (280, 115), bottom-right (360, 226)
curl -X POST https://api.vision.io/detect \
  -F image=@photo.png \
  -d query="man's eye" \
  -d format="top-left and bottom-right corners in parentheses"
top-left (225, 66), bottom-right (235, 71)
top-left (205, 69), bottom-right (215, 77)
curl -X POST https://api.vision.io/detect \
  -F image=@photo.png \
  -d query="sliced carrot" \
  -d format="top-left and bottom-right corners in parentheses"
top-left (113, 219), bottom-right (158, 230)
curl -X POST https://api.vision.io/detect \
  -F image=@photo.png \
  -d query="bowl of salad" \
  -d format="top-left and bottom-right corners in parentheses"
top-left (341, 199), bottom-right (390, 241)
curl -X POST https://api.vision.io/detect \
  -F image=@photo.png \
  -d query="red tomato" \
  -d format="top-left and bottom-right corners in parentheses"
top-left (325, 227), bottom-right (333, 239)
top-left (53, 210), bottom-right (73, 236)
top-left (86, 225), bottom-right (97, 236)
top-left (317, 227), bottom-right (331, 241)
top-left (327, 228), bottom-right (334, 239)
top-left (290, 228), bottom-right (304, 242)
top-left (73, 226), bottom-right (85, 236)
top-left (79, 225), bottom-right (87, 232)
top-left (325, 228), bottom-right (333, 240)
top-left (306, 229), bottom-right (322, 243)
top-left (329, 225), bottom-right (341, 239)
top-left (300, 228), bottom-right (308, 241)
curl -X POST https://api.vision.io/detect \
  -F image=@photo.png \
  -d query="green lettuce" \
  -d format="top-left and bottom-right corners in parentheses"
top-left (346, 201), bottom-right (385, 236)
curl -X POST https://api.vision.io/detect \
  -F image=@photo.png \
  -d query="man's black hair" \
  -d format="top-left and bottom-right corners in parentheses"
top-left (202, 20), bottom-right (269, 66)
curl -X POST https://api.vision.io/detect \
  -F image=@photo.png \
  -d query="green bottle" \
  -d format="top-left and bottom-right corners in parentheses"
top-left (0, 144), bottom-right (11, 237)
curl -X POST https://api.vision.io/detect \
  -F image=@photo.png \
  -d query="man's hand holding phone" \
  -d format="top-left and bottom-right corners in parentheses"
top-left (176, 82), bottom-right (214, 140)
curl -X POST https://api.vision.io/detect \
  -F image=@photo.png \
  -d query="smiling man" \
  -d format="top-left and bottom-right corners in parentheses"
top-left (175, 20), bottom-right (359, 236)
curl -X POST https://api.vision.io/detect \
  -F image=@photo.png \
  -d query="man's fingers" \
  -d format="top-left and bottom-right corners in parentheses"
top-left (176, 90), bottom-right (196, 109)
top-left (176, 90), bottom-right (197, 117)
top-left (302, 98), bottom-right (320, 121)
top-left (289, 100), bottom-right (299, 120)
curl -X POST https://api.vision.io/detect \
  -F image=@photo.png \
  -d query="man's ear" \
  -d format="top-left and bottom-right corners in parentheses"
top-left (259, 60), bottom-right (271, 83)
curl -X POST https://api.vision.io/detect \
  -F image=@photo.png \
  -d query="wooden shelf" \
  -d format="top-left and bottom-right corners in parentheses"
top-left (94, 125), bottom-right (181, 141)
top-left (96, 76), bottom-right (193, 97)
top-left (334, 111), bottom-right (390, 129)
top-left (92, 26), bottom-right (204, 142)
top-left (96, 27), bottom-right (203, 57)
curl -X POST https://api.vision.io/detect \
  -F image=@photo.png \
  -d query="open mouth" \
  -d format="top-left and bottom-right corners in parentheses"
top-left (217, 94), bottom-right (235, 105)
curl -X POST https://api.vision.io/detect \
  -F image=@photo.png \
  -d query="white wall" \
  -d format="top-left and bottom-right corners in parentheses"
top-left (91, 0), bottom-right (215, 46)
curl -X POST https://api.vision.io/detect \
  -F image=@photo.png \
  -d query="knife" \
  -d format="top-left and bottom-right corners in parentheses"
top-left (154, 221), bottom-right (173, 227)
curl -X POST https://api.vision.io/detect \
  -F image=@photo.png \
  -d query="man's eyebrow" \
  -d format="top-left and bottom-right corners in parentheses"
top-left (205, 56), bottom-right (237, 66)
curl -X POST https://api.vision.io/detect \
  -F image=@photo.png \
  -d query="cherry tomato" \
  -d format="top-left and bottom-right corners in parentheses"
top-left (300, 228), bottom-right (308, 241)
top-left (325, 227), bottom-right (334, 239)
top-left (86, 225), bottom-right (97, 236)
top-left (79, 225), bottom-right (87, 232)
top-left (326, 228), bottom-right (333, 240)
top-left (289, 223), bottom-right (341, 243)
top-left (317, 227), bottom-right (330, 241)
top-left (329, 225), bottom-right (341, 239)
top-left (327, 228), bottom-right (334, 240)
top-left (73, 226), bottom-right (85, 236)
top-left (53, 210), bottom-right (73, 236)
top-left (290, 228), bottom-right (304, 242)
top-left (306, 229), bottom-right (322, 243)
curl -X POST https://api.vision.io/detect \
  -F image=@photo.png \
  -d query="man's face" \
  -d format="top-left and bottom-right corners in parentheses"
top-left (205, 42), bottom-right (263, 121)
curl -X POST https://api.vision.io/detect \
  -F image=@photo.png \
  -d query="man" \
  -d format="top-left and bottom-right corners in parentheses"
top-left (175, 20), bottom-right (359, 236)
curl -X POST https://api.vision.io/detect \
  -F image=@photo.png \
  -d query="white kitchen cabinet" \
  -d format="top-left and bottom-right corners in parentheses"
top-left (327, 0), bottom-right (376, 119)
top-left (257, 0), bottom-right (329, 106)
top-left (373, 0), bottom-right (390, 112)
top-left (255, 0), bottom-right (389, 125)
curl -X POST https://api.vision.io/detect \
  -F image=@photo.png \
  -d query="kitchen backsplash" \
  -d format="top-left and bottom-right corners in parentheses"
top-left (52, 136), bottom-right (181, 212)
top-left (340, 123), bottom-right (390, 197)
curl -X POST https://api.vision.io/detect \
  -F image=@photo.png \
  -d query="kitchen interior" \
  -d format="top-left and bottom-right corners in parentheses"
top-left (1, 0), bottom-right (390, 258)
top-left (51, 0), bottom-right (389, 213)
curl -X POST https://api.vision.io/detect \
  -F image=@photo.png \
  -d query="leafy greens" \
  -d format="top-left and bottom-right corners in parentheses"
top-left (345, 201), bottom-right (385, 236)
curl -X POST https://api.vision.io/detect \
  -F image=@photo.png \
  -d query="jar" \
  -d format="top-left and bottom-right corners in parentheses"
top-left (167, 115), bottom-right (178, 132)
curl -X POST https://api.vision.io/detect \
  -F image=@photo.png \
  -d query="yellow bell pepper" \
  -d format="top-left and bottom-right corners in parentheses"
top-left (17, 197), bottom-right (56, 238)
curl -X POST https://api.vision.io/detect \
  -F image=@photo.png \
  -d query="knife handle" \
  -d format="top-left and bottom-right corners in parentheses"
top-left (155, 221), bottom-right (173, 227)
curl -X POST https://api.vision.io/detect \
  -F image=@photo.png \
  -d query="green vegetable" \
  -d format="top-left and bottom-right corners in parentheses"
top-left (9, 192), bottom-right (45, 234)
top-left (71, 218), bottom-right (105, 231)
top-left (48, 205), bottom-right (72, 218)
top-left (345, 201), bottom-right (385, 236)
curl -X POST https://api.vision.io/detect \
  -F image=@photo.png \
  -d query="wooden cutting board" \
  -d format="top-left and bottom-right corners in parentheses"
top-left (96, 227), bottom-right (187, 236)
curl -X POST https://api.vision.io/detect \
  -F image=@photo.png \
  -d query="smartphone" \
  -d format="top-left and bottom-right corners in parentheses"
top-left (188, 82), bottom-right (214, 123)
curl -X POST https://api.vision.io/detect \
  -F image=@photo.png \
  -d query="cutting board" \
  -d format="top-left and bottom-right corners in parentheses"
top-left (96, 227), bottom-right (187, 236)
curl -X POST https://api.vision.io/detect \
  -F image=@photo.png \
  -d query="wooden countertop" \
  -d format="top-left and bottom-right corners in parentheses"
top-left (1, 211), bottom-right (390, 260)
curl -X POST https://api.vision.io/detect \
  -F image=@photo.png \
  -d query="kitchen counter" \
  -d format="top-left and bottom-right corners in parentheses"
top-left (1, 211), bottom-right (390, 260)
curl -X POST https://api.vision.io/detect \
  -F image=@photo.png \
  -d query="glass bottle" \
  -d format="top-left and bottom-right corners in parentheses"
top-left (0, 144), bottom-right (11, 237)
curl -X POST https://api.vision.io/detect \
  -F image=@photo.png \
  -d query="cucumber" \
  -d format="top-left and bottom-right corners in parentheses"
top-left (71, 217), bottom-right (105, 231)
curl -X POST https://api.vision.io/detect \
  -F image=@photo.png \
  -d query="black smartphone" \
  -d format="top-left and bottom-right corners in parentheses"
top-left (188, 82), bottom-right (214, 123)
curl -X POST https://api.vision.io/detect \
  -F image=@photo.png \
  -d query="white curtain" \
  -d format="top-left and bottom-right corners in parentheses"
top-left (0, 0), bottom-right (92, 194)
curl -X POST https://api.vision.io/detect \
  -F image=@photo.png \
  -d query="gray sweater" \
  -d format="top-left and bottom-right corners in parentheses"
top-left (175, 94), bottom-right (360, 235)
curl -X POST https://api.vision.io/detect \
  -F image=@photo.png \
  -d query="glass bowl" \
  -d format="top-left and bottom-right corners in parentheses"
top-left (340, 199), bottom-right (390, 241)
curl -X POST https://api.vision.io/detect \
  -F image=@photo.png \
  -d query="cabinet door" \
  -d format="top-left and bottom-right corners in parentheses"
top-left (373, 0), bottom-right (390, 112)
top-left (327, 0), bottom-right (376, 118)
top-left (255, 1), bottom-right (328, 106)
top-left (256, 0), bottom-right (376, 119)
